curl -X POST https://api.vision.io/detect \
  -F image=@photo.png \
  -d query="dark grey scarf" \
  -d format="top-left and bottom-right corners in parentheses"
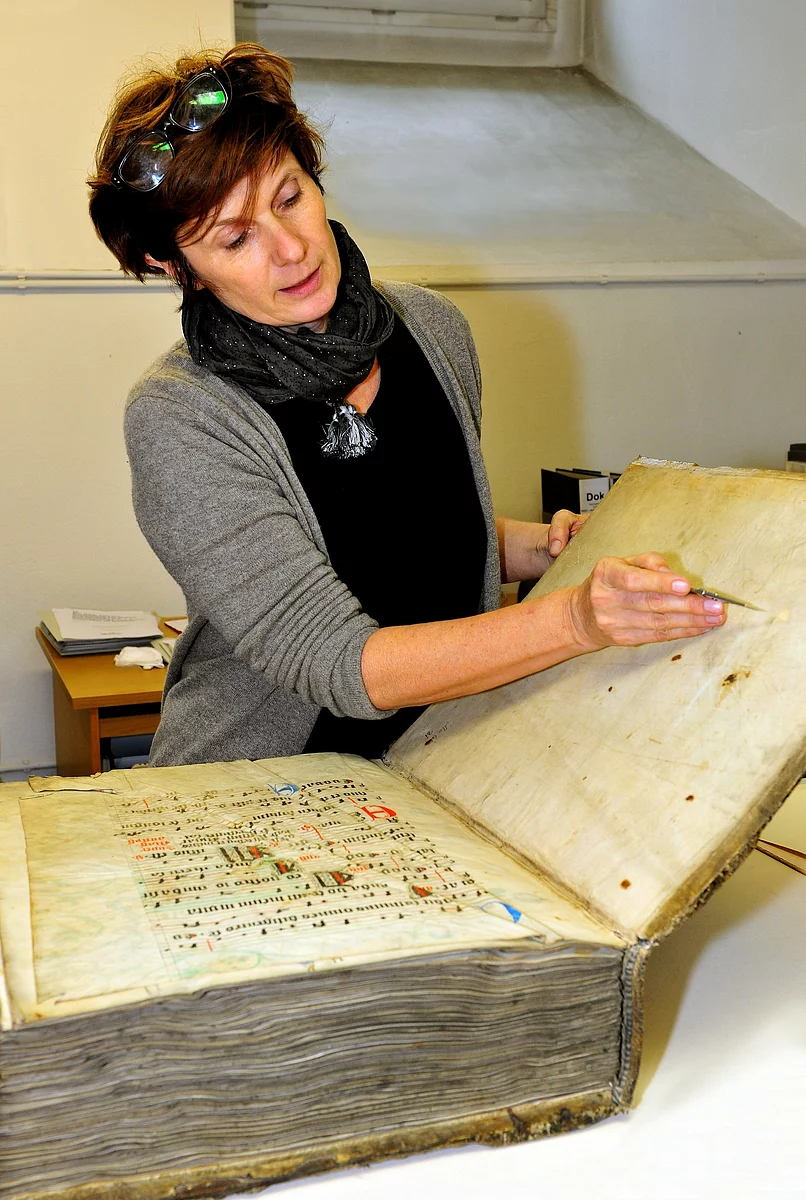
top-left (182, 221), bottom-right (394, 458)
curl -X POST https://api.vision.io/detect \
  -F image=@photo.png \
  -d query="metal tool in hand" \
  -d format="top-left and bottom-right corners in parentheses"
top-left (690, 587), bottom-right (765, 611)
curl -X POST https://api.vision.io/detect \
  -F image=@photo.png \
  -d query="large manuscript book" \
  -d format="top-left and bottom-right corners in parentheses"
top-left (3, 459), bottom-right (806, 1200)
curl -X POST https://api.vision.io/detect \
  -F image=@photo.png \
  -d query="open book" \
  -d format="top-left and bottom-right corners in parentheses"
top-left (3, 458), bottom-right (806, 1200)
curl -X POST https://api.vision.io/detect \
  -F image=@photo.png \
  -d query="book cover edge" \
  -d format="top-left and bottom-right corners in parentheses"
top-left (11, 1088), bottom-right (618, 1200)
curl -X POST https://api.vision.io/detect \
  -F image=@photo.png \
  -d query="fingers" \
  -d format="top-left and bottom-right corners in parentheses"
top-left (621, 591), bottom-right (725, 621)
top-left (601, 557), bottom-right (727, 622)
top-left (597, 556), bottom-right (726, 617)
top-left (548, 509), bottom-right (579, 557)
top-left (568, 513), bottom-right (589, 538)
top-left (600, 554), bottom-right (691, 598)
top-left (618, 621), bottom-right (724, 646)
top-left (619, 606), bottom-right (725, 636)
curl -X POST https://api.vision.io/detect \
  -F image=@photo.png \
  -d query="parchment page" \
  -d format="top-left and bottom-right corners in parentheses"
top-left (388, 460), bottom-right (806, 940)
top-left (0, 799), bottom-right (33, 1030)
top-left (1, 756), bottom-right (618, 1026)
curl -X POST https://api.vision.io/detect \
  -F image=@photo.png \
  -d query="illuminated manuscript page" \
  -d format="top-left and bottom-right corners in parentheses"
top-left (0, 755), bottom-right (620, 1029)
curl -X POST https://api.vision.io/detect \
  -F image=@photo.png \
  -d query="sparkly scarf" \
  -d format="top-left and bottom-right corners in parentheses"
top-left (181, 221), bottom-right (394, 458)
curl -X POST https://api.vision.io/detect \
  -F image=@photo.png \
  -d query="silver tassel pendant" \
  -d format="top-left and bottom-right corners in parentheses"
top-left (321, 402), bottom-right (377, 459)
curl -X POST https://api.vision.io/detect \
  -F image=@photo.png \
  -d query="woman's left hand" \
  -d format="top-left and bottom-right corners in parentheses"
top-left (546, 509), bottom-right (587, 559)
top-left (497, 513), bottom-right (588, 584)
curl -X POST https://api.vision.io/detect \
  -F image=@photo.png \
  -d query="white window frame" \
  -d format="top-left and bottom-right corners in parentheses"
top-left (234, 0), bottom-right (584, 68)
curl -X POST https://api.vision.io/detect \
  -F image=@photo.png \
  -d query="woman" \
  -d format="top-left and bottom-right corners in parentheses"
top-left (88, 44), bottom-right (725, 767)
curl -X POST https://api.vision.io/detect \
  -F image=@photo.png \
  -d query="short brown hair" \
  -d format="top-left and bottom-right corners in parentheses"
top-left (88, 43), bottom-right (325, 288)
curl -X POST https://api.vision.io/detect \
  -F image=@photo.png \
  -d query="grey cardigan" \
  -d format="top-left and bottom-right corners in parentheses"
top-left (124, 280), bottom-right (500, 766)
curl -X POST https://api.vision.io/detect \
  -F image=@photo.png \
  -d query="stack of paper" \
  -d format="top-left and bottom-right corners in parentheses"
top-left (151, 636), bottom-right (178, 665)
top-left (163, 617), bottom-right (188, 634)
top-left (38, 609), bottom-right (161, 657)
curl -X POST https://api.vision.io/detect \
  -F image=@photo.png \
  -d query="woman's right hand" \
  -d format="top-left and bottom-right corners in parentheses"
top-left (566, 552), bottom-right (726, 651)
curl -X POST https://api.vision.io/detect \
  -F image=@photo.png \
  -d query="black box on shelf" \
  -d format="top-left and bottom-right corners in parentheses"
top-left (786, 444), bottom-right (806, 472)
top-left (540, 467), bottom-right (612, 523)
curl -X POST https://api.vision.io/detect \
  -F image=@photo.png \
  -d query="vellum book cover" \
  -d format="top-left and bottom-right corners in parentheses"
top-left (2, 459), bottom-right (806, 1200)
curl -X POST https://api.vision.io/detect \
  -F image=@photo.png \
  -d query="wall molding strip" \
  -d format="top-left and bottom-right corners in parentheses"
top-left (3, 260), bottom-right (806, 293)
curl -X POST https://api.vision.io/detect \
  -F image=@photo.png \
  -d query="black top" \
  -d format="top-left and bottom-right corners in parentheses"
top-left (269, 314), bottom-right (488, 758)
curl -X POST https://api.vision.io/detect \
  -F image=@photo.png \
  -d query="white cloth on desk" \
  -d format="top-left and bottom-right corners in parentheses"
top-left (114, 645), bottom-right (164, 670)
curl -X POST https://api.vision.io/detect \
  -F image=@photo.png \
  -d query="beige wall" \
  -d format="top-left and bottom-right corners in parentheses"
top-left (1, 0), bottom-right (234, 774)
top-left (3, 0), bottom-right (234, 272)
top-left (460, 281), bottom-right (806, 519)
top-left (1, 286), bottom-right (187, 771)
top-left (585, 0), bottom-right (806, 229)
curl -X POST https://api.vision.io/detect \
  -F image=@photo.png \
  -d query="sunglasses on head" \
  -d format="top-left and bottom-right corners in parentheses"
top-left (113, 68), bottom-right (230, 193)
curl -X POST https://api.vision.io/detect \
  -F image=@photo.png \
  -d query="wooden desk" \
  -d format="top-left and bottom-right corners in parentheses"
top-left (36, 623), bottom-right (174, 776)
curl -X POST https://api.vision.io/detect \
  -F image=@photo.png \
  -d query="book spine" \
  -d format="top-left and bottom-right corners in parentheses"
top-left (612, 940), bottom-right (651, 1109)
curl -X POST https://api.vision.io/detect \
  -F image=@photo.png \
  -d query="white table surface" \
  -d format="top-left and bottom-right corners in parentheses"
top-left (233, 783), bottom-right (806, 1200)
